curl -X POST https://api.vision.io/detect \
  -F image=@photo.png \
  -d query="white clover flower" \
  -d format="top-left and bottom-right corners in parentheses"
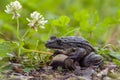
top-left (5, 0), bottom-right (22, 19)
top-left (26, 11), bottom-right (48, 31)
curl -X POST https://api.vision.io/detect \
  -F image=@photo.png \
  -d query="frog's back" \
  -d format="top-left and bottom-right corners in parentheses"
top-left (60, 36), bottom-right (89, 43)
top-left (60, 36), bottom-right (95, 52)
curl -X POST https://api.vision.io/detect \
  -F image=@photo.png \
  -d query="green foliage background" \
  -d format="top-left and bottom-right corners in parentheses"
top-left (0, 0), bottom-right (120, 69)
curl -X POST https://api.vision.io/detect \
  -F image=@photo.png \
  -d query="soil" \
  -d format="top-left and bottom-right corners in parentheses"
top-left (1, 62), bottom-right (120, 80)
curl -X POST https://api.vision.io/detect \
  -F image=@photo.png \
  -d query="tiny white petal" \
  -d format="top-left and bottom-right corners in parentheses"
top-left (12, 15), bottom-right (15, 19)
top-left (28, 21), bottom-right (35, 27)
top-left (39, 15), bottom-right (43, 18)
top-left (31, 11), bottom-right (40, 20)
top-left (40, 26), bottom-right (45, 29)
top-left (26, 18), bottom-right (31, 22)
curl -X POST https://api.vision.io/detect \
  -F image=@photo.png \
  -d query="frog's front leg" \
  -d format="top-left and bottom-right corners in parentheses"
top-left (73, 61), bottom-right (83, 75)
top-left (68, 48), bottom-right (87, 61)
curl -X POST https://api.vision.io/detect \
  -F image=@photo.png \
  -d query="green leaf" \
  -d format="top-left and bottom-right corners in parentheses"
top-left (51, 16), bottom-right (70, 27)
top-left (0, 38), bottom-right (5, 43)
top-left (0, 41), bottom-right (17, 58)
top-left (92, 11), bottom-right (99, 24)
top-left (116, 10), bottom-right (120, 20)
top-left (23, 68), bottom-right (32, 73)
top-left (109, 52), bottom-right (120, 60)
top-left (51, 19), bottom-right (60, 26)
top-left (113, 59), bottom-right (120, 66)
top-left (59, 16), bottom-right (70, 26)
top-left (74, 10), bottom-right (89, 22)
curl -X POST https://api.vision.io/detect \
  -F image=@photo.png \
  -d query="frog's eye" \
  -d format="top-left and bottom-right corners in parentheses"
top-left (56, 39), bottom-right (62, 45)
top-left (50, 36), bottom-right (56, 40)
top-left (94, 60), bottom-right (99, 62)
top-left (93, 59), bottom-right (101, 63)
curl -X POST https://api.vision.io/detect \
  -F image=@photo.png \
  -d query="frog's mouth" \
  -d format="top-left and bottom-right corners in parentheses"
top-left (45, 43), bottom-right (64, 49)
top-left (47, 46), bottom-right (64, 49)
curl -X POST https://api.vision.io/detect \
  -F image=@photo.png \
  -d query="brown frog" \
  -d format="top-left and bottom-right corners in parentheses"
top-left (45, 36), bottom-right (103, 69)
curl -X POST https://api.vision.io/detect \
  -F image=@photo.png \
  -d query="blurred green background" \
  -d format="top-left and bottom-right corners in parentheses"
top-left (0, 0), bottom-right (120, 68)
top-left (0, 0), bottom-right (120, 45)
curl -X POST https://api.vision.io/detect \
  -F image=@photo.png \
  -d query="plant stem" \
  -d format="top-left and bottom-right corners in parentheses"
top-left (35, 40), bottom-right (39, 50)
top-left (16, 17), bottom-right (21, 58)
top-left (0, 32), bottom-right (10, 40)
top-left (16, 17), bottom-right (20, 40)
top-left (23, 48), bottom-right (52, 55)
top-left (22, 28), bottom-right (30, 40)
top-left (63, 27), bottom-right (80, 36)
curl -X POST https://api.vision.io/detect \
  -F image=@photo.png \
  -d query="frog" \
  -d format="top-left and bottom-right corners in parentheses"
top-left (45, 36), bottom-right (103, 69)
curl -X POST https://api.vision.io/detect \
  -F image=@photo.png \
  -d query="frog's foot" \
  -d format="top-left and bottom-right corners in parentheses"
top-left (74, 66), bottom-right (82, 76)
top-left (64, 58), bottom-right (76, 70)
top-left (73, 61), bottom-right (82, 76)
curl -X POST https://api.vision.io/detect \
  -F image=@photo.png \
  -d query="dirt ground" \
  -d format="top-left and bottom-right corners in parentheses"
top-left (1, 62), bottom-right (120, 80)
